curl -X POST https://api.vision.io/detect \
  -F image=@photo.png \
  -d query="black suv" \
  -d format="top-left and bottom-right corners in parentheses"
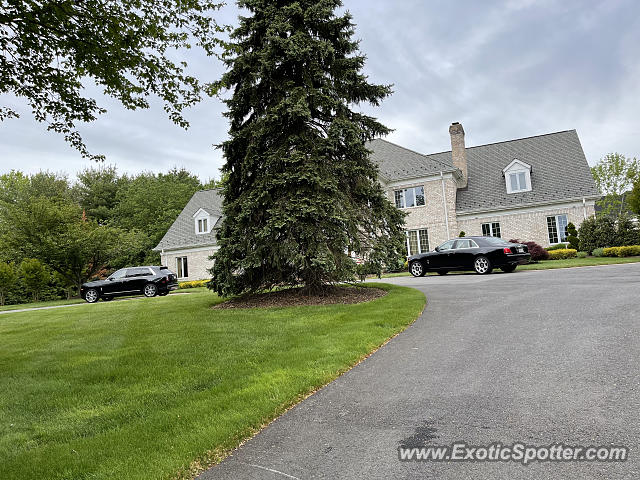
top-left (80, 266), bottom-right (179, 303)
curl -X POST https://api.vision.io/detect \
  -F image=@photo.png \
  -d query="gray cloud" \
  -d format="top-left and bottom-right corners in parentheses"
top-left (1, 0), bottom-right (639, 181)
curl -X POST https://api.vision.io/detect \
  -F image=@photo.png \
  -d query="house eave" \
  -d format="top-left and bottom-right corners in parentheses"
top-left (456, 195), bottom-right (600, 216)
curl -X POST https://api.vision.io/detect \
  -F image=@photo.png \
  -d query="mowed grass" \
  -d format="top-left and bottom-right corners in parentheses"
top-left (0, 284), bottom-right (425, 480)
top-left (0, 297), bottom-right (85, 312)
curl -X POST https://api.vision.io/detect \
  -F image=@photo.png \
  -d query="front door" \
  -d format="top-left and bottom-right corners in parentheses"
top-left (103, 268), bottom-right (128, 294)
top-left (451, 239), bottom-right (477, 269)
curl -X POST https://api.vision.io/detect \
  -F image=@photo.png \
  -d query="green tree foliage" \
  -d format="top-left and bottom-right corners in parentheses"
top-left (629, 179), bottom-right (640, 217)
top-left (578, 216), bottom-right (616, 253)
top-left (1, 0), bottom-right (227, 160)
top-left (114, 168), bottom-right (203, 263)
top-left (19, 258), bottom-right (49, 301)
top-left (591, 153), bottom-right (639, 218)
top-left (211, 0), bottom-right (406, 295)
top-left (0, 262), bottom-right (17, 305)
top-left (73, 165), bottom-right (124, 224)
top-left (615, 215), bottom-right (640, 247)
top-left (566, 222), bottom-right (579, 251)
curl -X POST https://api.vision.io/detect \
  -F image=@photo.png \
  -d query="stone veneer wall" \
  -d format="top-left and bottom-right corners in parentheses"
top-left (457, 203), bottom-right (596, 247)
top-left (160, 247), bottom-right (218, 281)
top-left (386, 176), bottom-right (459, 250)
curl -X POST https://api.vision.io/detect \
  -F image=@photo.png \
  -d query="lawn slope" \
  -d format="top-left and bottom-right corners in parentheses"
top-left (0, 284), bottom-right (425, 480)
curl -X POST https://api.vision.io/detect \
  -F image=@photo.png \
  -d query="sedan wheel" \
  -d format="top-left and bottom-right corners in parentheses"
top-left (474, 256), bottom-right (492, 275)
top-left (84, 288), bottom-right (99, 303)
top-left (409, 261), bottom-right (426, 277)
top-left (143, 283), bottom-right (158, 297)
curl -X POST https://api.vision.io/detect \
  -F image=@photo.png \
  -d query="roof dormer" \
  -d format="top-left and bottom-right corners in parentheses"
top-left (503, 159), bottom-right (532, 194)
top-left (193, 208), bottom-right (215, 235)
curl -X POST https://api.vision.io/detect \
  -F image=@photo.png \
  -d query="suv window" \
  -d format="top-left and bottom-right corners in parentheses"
top-left (437, 240), bottom-right (455, 251)
top-left (109, 268), bottom-right (128, 280)
top-left (454, 239), bottom-right (472, 249)
top-left (128, 267), bottom-right (153, 277)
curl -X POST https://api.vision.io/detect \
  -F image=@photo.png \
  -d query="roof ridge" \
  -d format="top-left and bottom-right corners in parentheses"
top-left (371, 138), bottom-right (455, 170)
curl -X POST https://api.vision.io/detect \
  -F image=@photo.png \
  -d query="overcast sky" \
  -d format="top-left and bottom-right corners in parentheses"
top-left (1, 0), bottom-right (639, 182)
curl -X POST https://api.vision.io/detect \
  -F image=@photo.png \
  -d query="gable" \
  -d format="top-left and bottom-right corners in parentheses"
top-left (154, 189), bottom-right (223, 251)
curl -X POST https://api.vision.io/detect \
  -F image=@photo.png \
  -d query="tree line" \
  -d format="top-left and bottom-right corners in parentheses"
top-left (0, 167), bottom-right (218, 305)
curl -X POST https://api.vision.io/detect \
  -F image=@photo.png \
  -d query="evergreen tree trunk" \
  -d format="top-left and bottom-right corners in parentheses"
top-left (211, 0), bottom-right (405, 296)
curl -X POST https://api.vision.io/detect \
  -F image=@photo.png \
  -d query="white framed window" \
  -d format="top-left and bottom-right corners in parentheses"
top-left (481, 222), bottom-right (501, 238)
top-left (547, 214), bottom-right (568, 244)
top-left (503, 159), bottom-right (532, 194)
top-left (394, 186), bottom-right (425, 209)
top-left (176, 257), bottom-right (188, 279)
top-left (193, 208), bottom-right (214, 235)
top-left (405, 229), bottom-right (429, 256)
top-left (197, 218), bottom-right (208, 233)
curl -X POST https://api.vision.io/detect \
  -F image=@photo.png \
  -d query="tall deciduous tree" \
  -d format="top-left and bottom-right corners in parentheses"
top-left (0, 262), bottom-right (17, 305)
top-left (19, 258), bottom-right (49, 301)
top-left (212, 0), bottom-right (405, 295)
top-left (73, 165), bottom-right (123, 224)
top-left (0, 0), bottom-right (227, 160)
top-left (591, 153), bottom-right (639, 218)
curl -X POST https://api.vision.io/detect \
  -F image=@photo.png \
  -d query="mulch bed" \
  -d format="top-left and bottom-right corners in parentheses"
top-left (213, 286), bottom-right (387, 309)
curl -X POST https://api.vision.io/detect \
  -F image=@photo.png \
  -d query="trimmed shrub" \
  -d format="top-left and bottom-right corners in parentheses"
top-left (578, 216), bottom-right (616, 253)
top-left (546, 243), bottom-right (569, 251)
top-left (509, 239), bottom-right (549, 261)
top-left (592, 247), bottom-right (605, 257)
top-left (576, 251), bottom-right (588, 258)
top-left (567, 222), bottom-right (579, 251)
top-left (615, 215), bottom-right (640, 247)
top-left (178, 279), bottom-right (209, 289)
top-left (458, 231), bottom-right (466, 237)
top-left (547, 249), bottom-right (577, 260)
top-left (602, 245), bottom-right (640, 257)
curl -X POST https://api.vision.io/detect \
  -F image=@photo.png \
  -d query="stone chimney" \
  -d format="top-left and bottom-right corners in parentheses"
top-left (449, 122), bottom-right (467, 188)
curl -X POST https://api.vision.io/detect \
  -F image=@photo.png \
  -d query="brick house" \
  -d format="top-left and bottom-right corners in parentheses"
top-left (155, 123), bottom-right (599, 279)
top-left (371, 123), bottom-right (599, 257)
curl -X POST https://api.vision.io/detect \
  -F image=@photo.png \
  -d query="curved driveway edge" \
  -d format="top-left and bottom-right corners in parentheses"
top-left (198, 263), bottom-right (640, 480)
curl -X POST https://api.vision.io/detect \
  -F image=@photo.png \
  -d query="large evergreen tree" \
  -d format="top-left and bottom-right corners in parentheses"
top-left (212, 0), bottom-right (405, 295)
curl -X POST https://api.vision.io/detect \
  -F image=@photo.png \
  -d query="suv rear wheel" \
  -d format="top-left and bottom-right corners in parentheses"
top-left (143, 283), bottom-right (157, 297)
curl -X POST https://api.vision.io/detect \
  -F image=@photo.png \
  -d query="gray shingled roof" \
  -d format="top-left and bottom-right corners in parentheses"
top-left (367, 138), bottom-right (456, 180)
top-left (153, 189), bottom-right (223, 251)
top-left (455, 130), bottom-right (600, 213)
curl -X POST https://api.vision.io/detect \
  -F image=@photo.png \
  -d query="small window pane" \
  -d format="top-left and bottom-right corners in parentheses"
top-left (405, 188), bottom-right (415, 208)
top-left (407, 231), bottom-right (419, 256)
top-left (418, 229), bottom-right (429, 253)
top-left (415, 186), bottom-right (425, 206)
top-left (510, 173), bottom-right (518, 191)
top-left (492, 222), bottom-right (501, 238)
top-left (518, 172), bottom-right (526, 190)
top-left (394, 190), bottom-right (404, 209)
top-left (557, 215), bottom-right (568, 242)
top-left (547, 216), bottom-right (558, 244)
top-left (482, 223), bottom-right (490, 236)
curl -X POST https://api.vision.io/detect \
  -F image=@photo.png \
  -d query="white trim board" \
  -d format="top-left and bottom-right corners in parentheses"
top-left (457, 200), bottom-right (596, 221)
top-left (161, 245), bottom-right (220, 255)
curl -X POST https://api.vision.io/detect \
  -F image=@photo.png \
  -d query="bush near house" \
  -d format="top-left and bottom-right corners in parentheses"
top-left (509, 239), bottom-right (549, 261)
top-left (546, 243), bottom-right (569, 251)
top-left (567, 222), bottom-right (580, 251)
top-left (547, 249), bottom-right (577, 260)
top-left (577, 251), bottom-right (588, 258)
top-left (592, 247), bottom-right (606, 257)
top-left (178, 280), bottom-right (209, 289)
top-left (602, 245), bottom-right (640, 257)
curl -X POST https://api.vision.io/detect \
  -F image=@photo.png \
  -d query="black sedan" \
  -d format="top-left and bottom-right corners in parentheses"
top-left (408, 236), bottom-right (531, 277)
top-left (80, 266), bottom-right (179, 303)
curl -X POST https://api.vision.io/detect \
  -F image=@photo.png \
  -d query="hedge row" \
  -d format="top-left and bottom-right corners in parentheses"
top-left (547, 249), bottom-right (577, 260)
top-left (178, 279), bottom-right (209, 289)
top-left (602, 245), bottom-right (640, 257)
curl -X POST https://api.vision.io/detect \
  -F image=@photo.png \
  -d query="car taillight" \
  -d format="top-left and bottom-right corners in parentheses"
top-left (503, 247), bottom-right (512, 254)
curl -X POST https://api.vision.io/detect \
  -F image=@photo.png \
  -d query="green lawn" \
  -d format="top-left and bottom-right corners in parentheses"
top-left (382, 255), bottom-right (640, 278)
top-left (0, 284), bottom-right (425, 480)
top-left (0, 297), bottom-right (85, 312)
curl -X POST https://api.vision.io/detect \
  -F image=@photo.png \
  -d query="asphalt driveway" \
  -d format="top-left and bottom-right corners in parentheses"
top-left (198, 263), bottom-right (640, 480)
